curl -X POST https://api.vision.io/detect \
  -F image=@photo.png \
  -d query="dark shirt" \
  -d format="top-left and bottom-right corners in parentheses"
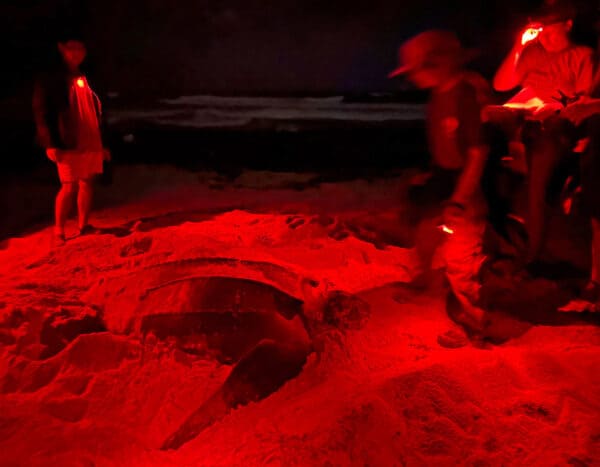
top-left (427, 77), bottom-right (485, 171)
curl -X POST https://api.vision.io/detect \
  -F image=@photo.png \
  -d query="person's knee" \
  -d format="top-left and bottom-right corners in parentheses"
top-left (60, 182), bottom-right (77, 196)
top-left (543, 117), bottom-right (577, 151)
top-left (78, 178), bottom-right (92, 190)
top-left (78, 179), bottom-right (93, 193)
top-left (544, 115), bottom-right (575, 133)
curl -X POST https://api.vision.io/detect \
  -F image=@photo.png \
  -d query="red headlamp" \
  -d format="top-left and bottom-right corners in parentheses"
top-left (521, 25), bottom-right (543, 45)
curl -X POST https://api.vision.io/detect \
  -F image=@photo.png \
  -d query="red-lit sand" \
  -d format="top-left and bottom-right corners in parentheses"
top-left (1, 167), bottom-right (599, 466)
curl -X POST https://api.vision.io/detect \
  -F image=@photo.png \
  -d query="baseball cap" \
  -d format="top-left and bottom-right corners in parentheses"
top-left (388, 30), bottom-right (473, 78)
top-left (529, 1), bottom-right (576, 25)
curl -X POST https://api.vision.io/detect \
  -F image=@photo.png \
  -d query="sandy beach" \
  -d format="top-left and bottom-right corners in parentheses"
top-left (1, 166), bottom-right (599, 466)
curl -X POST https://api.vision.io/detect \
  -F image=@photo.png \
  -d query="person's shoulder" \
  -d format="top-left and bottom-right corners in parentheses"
top-left (431, 78), bottom-right (482, 115)
top-left (35, 66), bottom-right (67, 87)
top-left (460, 71), bottom-right (490, 91)
top-left (567, 44), bottom-right (595, 59)
top-left (454, 73), bottom-right (488, 103)
top-left (570, 44), bottom-right (594, 54)
top-left (453, 78), bottom-right (478, 95)
top-left (34, 70), bottom-right (52, 85)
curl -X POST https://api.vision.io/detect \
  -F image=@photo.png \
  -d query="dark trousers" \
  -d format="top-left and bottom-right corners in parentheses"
top-left (580, 115), bottom-right (600, 221)
top-left (522, 116), bottom-right (578, 261)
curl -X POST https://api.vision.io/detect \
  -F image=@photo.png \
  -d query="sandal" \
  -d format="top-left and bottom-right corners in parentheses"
top-left (77, 224), bottom-right (97, 236)
top-left (437, 328), bottom-right (469, 349)
top-left (53, 232), bottom-right (66, 247)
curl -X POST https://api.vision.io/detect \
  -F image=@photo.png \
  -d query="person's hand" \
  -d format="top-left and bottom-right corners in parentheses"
top-left (531, 103), bottom-right (562, 121)
top-left (442, 204), bottom-right (464, 227)
top-left (46, 148), bottom-right (59, 162)
top-left (440, 200), bottom-right (466, 230)
top-left (102, 148), bottom-right (112, 161)
top-left (518, 23), bottom-right (543, 47)
top-left (561, 99), bottom-right (600, 126)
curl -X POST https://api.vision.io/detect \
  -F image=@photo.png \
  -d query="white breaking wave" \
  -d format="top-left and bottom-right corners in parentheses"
top-left (109, 95), bottom-right (425, 129)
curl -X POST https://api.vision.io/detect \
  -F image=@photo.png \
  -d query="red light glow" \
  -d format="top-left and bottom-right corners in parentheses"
top-left (521, 26), bottom-right (542, 46)
top-left (439, 224), bottom-right (455, 235)
top-left (1, 178), bottom-right (599, 465)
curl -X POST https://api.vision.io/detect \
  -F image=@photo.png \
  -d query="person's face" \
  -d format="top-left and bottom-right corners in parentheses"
top-left (538, 20), bottom-right (572, 52)
top-left (406, 59), bottom-right (452, 89)
top-left (58, 40), bottom-right (87, 69)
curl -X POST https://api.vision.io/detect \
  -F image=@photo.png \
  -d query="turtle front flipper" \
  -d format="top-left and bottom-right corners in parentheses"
top-left (160, 338), bottom-right (310, 450)
top-left (160, 391), bottom-right (229, 450)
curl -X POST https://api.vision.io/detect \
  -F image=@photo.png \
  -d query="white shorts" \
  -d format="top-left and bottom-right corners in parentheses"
top-left (56, 150), bottom-right (103, 183)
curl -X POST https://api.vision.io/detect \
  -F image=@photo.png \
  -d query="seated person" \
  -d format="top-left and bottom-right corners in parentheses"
top-left (491, 1), bottom-right (595, 267)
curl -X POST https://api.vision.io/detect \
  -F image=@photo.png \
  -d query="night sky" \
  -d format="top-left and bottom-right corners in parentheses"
top-left (0, 0), bottom-right (597, 98)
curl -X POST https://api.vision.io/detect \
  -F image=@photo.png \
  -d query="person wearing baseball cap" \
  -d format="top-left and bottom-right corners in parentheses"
top-left (389, 30), bottom-right (474, 78)
top-left (390, 30), bottom-right (492, 347)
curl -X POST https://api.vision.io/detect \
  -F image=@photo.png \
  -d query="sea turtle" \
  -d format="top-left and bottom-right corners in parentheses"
top-left (84, 258), bottom-right (369, 450)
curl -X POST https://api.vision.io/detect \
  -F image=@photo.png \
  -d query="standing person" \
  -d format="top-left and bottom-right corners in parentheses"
top-left (389, 30), bottom-right (491, 346)
top-left (492, 1), bottom-right (595, 269)
top-left (33, 33), bottom-right (110, 245)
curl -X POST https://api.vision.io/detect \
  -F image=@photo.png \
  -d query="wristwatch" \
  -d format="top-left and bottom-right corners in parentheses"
top-left (442, 200), bottom-right (466, 211)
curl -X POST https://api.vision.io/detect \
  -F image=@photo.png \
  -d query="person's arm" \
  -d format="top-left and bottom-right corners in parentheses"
top-left (451, 147), bottom-right (488, 205)
top-left (92, 91), bottom-right (111, 160)
top-left (449, 84), bottom-right (489, 206)
top-left (32, 77), bottom-right (61, 162)
top-left (89, 75), bottom-right (111, 160)
top-left (493, 43), bottom-right (525, 92)
top-left (32, 78), bottom-right (55, 149)
top-left (562, 97), bottom-right (600, 126)
top-left (574, 49), bottom-right (597, 96)
top-left (493, 24), bottom-right (541, 92)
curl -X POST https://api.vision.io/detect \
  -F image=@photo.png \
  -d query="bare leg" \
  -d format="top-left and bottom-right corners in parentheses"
top-left (55, 182), bottom-right (77, 235)
top-left (77, 178), bottom-right (93, 230)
